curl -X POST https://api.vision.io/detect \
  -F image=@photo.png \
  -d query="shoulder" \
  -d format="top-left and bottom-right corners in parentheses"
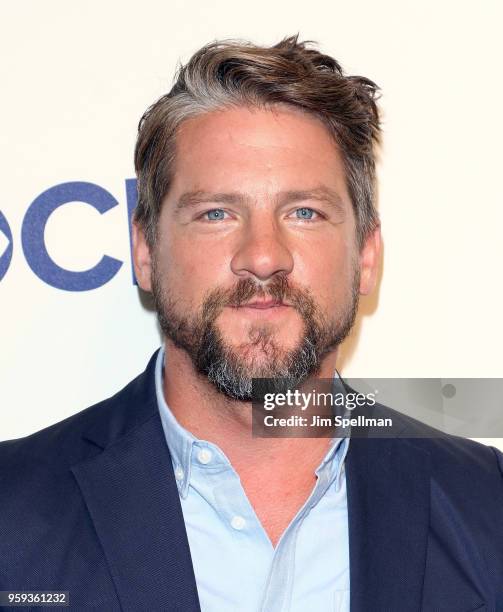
top-left (0, 352), bottom-right (161, 578)
top-left (373, 401), bottom-right (503, 486)
top-left (0, 395), bottom-right (112, 478)
top-left (0, 351), bottom-right (160, 486)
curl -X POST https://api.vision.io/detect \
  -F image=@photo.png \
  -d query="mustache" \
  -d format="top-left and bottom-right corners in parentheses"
top-left (201, 274), bottom-right (316, 321)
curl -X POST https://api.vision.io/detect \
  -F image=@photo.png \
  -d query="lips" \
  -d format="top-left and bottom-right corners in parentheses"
top-left (237, 299), bottom-right (286, 309)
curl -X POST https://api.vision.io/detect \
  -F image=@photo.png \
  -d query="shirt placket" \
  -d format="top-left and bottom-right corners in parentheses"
top-left (259, 464), bottom-right (334, 612)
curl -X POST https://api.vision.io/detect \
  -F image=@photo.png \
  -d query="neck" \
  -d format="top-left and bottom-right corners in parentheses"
top-left (162, 338), bottom-right (340, 478)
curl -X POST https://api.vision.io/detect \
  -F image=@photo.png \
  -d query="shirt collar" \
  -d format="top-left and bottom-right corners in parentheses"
top-left (156, 345), bottom-right (196, 499)
top-left (156, 345), bottom-right (350, 498)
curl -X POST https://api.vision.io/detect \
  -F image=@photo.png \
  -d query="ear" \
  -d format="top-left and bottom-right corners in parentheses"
top-left (359, 225), bottom-right (381, 296)
top-left (132, 221), bottom-right (153, 292)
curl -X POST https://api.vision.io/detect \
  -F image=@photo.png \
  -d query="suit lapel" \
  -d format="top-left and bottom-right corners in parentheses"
top-left (71, 358), bottom-right (201, 612)
top-left (346, 435), bottom-right (431, 612)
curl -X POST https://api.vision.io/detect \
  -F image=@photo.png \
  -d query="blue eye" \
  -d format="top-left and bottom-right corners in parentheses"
top-left (204, 209), bottom-right (227, 221)
top-left (295, 207), bottom-right (316, 220)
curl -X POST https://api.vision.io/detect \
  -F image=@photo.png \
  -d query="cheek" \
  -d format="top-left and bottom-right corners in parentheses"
top-left (294, 241), bottom-right (355, 304)
top-left (158, 237), bottom-right (230, 304)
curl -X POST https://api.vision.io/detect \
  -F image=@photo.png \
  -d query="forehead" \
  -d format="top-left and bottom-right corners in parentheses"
top-left (169, 105), bottom-right (349, 200)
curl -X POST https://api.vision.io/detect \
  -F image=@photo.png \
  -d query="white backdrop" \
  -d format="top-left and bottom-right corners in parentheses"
top-left (1, 0), bottom-right (502, 450)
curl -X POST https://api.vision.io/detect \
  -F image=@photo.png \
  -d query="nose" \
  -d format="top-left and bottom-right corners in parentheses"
top-left (230, 216), bottom-right (294, 282)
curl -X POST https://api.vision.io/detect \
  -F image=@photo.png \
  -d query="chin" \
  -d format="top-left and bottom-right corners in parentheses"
top-left (230, 341), bottom-right (294, 373)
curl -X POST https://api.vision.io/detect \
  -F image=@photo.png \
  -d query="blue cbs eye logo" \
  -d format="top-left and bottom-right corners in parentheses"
top-left (0, 210), bottom-right (13, 282)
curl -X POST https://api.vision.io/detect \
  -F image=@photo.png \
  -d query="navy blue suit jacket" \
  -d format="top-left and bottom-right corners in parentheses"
top-left (1, 350), bottom-right (503, 611)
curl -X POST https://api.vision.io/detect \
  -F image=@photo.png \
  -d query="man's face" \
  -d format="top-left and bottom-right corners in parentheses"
top-left (134, 105), bottom-right (380, 400)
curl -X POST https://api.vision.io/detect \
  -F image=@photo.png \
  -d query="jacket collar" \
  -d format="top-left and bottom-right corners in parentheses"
top-left (79, 350), bottom-right (161, 451)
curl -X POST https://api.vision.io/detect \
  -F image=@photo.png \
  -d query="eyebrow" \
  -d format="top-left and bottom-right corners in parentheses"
top-left (174, 186), bottom-right (346, 214)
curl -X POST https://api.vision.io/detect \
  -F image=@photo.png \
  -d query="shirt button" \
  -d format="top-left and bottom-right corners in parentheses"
top-left (174, 466), bottom-right (184, 481)
top-left (231, 515), bottom-right (246, 530)
top-left (197, 448), bottom-right (212, 464)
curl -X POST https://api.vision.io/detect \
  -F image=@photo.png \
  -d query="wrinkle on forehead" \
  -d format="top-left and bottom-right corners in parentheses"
top-left (169, 104), bottom-right (351, 210)
top-left (177, 104), bottom-right (338, 155)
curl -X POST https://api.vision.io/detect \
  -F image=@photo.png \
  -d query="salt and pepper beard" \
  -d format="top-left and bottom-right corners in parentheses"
top-left (151, 258), bottom-right (360, 401)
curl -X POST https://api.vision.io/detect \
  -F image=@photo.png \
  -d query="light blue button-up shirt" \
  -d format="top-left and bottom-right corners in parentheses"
top-left (155, 346), bottom-right (350, 612)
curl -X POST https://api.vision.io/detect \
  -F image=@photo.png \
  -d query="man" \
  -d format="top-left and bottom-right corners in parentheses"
top-left (0, 36), bottom-right (502, 612)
